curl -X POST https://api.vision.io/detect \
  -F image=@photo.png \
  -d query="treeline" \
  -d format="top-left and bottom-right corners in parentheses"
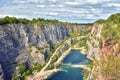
top-left (0, 16), bottom-right (30, 25)
top-left (0, 16), bottom-right (92, 25)
top-left (95, 13), bottom-right (120, 24)
top-left (0, 16), bottom-right (64, 25)
top-left (107, 13), bottom-right (120, 24)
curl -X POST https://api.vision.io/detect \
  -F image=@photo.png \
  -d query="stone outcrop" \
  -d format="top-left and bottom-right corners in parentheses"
top-left (0, 64), bottom-right (3, 80)
top-left (85, 24), bottom-right (103, 80)
top-left (87, 24), bottom-right (103, 60)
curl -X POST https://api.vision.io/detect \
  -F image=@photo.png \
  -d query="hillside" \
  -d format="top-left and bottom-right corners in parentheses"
top-left (85, 13), bottom-right (120, 80)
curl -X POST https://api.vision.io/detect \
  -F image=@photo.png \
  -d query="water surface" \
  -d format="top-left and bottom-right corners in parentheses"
top-left (47, 50), bottom-right (89, 80)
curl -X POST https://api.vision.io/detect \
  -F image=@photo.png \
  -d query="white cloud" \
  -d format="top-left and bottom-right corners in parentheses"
top-left (106, 3), bottom-right (120, 7)
top-left (57, 5), bottom-right (64, 8)
top-left (13, 0), bottom-right (30, 4)
top-left (48, 0), bottom-right (57, 3)
top-left (50, 5), bottom-right (56, 7)
top-left (64, 2), bottom-right (80, 5)
top-left (36, 5), bottom-right (46, 8)
top-left (28, 0), bottom-right (43, 3)
top-left (0, 14), bottom-right (27, 18)
top-left (48, 12), bottom-right (58, 15)
top-left (0, 0), bottom-right (120, 23)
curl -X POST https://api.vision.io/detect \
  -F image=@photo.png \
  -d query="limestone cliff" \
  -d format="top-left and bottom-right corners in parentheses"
top-left (85, 24), bottom-right (103, 80)
top-left (0, 64), bottom-right (3, 80)
top-left (0, 23), bottom-right (86, 80)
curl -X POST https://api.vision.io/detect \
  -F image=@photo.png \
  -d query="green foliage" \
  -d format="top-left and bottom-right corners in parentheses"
top-left (107, 13), bottom-right (120, 24)
top-left (71, 40), bottom-right (78, 46)
top-left (1, 16), bottom-right (69, 25)
top-left (0, 16), bottom-right (18, 24)
top-left (83, 61), bottom-right (93, 79)
top-left (0, 16), bottom-right (92, 26)
top-left (52, 55), bottom-right (58, 63)
top-left (88, 60), bottom-right (95, 69)
top-left (46, 63), bottom-right (54, 70)
top-left (79, 38), bottom-right (87, 47)
top-left (0, 16), bottom-right (30, 25)
top-left (101, 23), bottom-right (120, 44)
top-left (29, 43), bottom-right (34, 49)
top-left (80, 30), bottom-right (90, 36)
top-left (0, 16), bottom-right (62, 25)
top-left (18, 18), bottom-right (29, 24)
top-left (83, 69), bottom-right (89, 80)
top-left (95, 19), bottom-right (106, 24)
top-left (46, 55), bottom-right (51, 62)
top-left (18, 63), bottom-right (26, 75)
top-left (95, 13), bottom-right (120, 24)
top-left (23, 70), bottom-right (31, 76)
top-left (31, 63), bottom-right (43, 72)
top-left (69, 31), bottom-right (80, 38)
top-left (98, 39), bottom-right (102, 49)
top-left (12, 63), bottom-right (32, 80)
top-left (30, 18), bottom-right (61, 25)
top-left (100, 56), bottom-right (120, 80)
top-left (102, 13), bottom-right (120, 43)
top-left (12, 63), bottom-right (44, 80)
top-left (37, 47), bottom-right (43, 53)
top-left (12, 76), bottom-right (21, 80)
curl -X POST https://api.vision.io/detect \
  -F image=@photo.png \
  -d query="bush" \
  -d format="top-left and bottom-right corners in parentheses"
top-left (100, 56), bottom-right (120, 80)
top-left (101, 23), bottom-right (120, 44)
top-left (18, 63), bottom-right (26, 75)
top-left (31, 64), bottom-right (42, 72)
top-left (79, 38), bottom-right (87, 47)
top-left (80, 30), bottom-right (91, 36)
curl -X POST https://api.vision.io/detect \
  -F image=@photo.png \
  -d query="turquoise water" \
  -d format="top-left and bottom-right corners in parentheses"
top-left (47, 50), bottom-right (89, 80)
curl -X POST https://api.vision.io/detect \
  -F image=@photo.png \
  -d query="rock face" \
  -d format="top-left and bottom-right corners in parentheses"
top-left (0, 23), bottom-right (86, 80)
top-left (86, 24), bottom-right (120, 80)
top-left (87, 24), bottom-right (103, 60)
top-left (0, 64), bottom-right (3, 80)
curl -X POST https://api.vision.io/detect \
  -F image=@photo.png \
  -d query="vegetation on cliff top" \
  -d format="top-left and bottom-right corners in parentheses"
top-left (0, 16), bottom-right (92, 25)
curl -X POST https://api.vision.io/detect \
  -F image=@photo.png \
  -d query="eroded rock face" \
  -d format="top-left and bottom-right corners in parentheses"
top-left (87, 24), bottom-right (103, 60)
top-left (0, 64), bottom-right (3, 80)
top-left (0, 23), bottom-right (86, 80)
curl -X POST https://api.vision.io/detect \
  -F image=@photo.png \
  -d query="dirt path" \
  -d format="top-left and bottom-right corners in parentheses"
top-left (55, 47), bottom-right (71, 66)
top-left (40, 39), bottom-right (69, 72)
top-left (26, 69), bottom-right (60, 80)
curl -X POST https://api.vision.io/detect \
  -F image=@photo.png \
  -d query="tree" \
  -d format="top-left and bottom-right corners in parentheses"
top-left (18, 18), bottom-right (29, 24)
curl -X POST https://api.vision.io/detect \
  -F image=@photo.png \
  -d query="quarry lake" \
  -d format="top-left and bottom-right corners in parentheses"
top-left (47, 50), bottom-right (89, 80)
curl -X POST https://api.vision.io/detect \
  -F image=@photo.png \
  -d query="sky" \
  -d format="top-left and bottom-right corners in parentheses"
top-left (0, 0), bottom-right (120, 23)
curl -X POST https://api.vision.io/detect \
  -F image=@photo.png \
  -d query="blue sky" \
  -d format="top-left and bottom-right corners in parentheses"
top-left (0, 0), bottom-right (120, 23)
